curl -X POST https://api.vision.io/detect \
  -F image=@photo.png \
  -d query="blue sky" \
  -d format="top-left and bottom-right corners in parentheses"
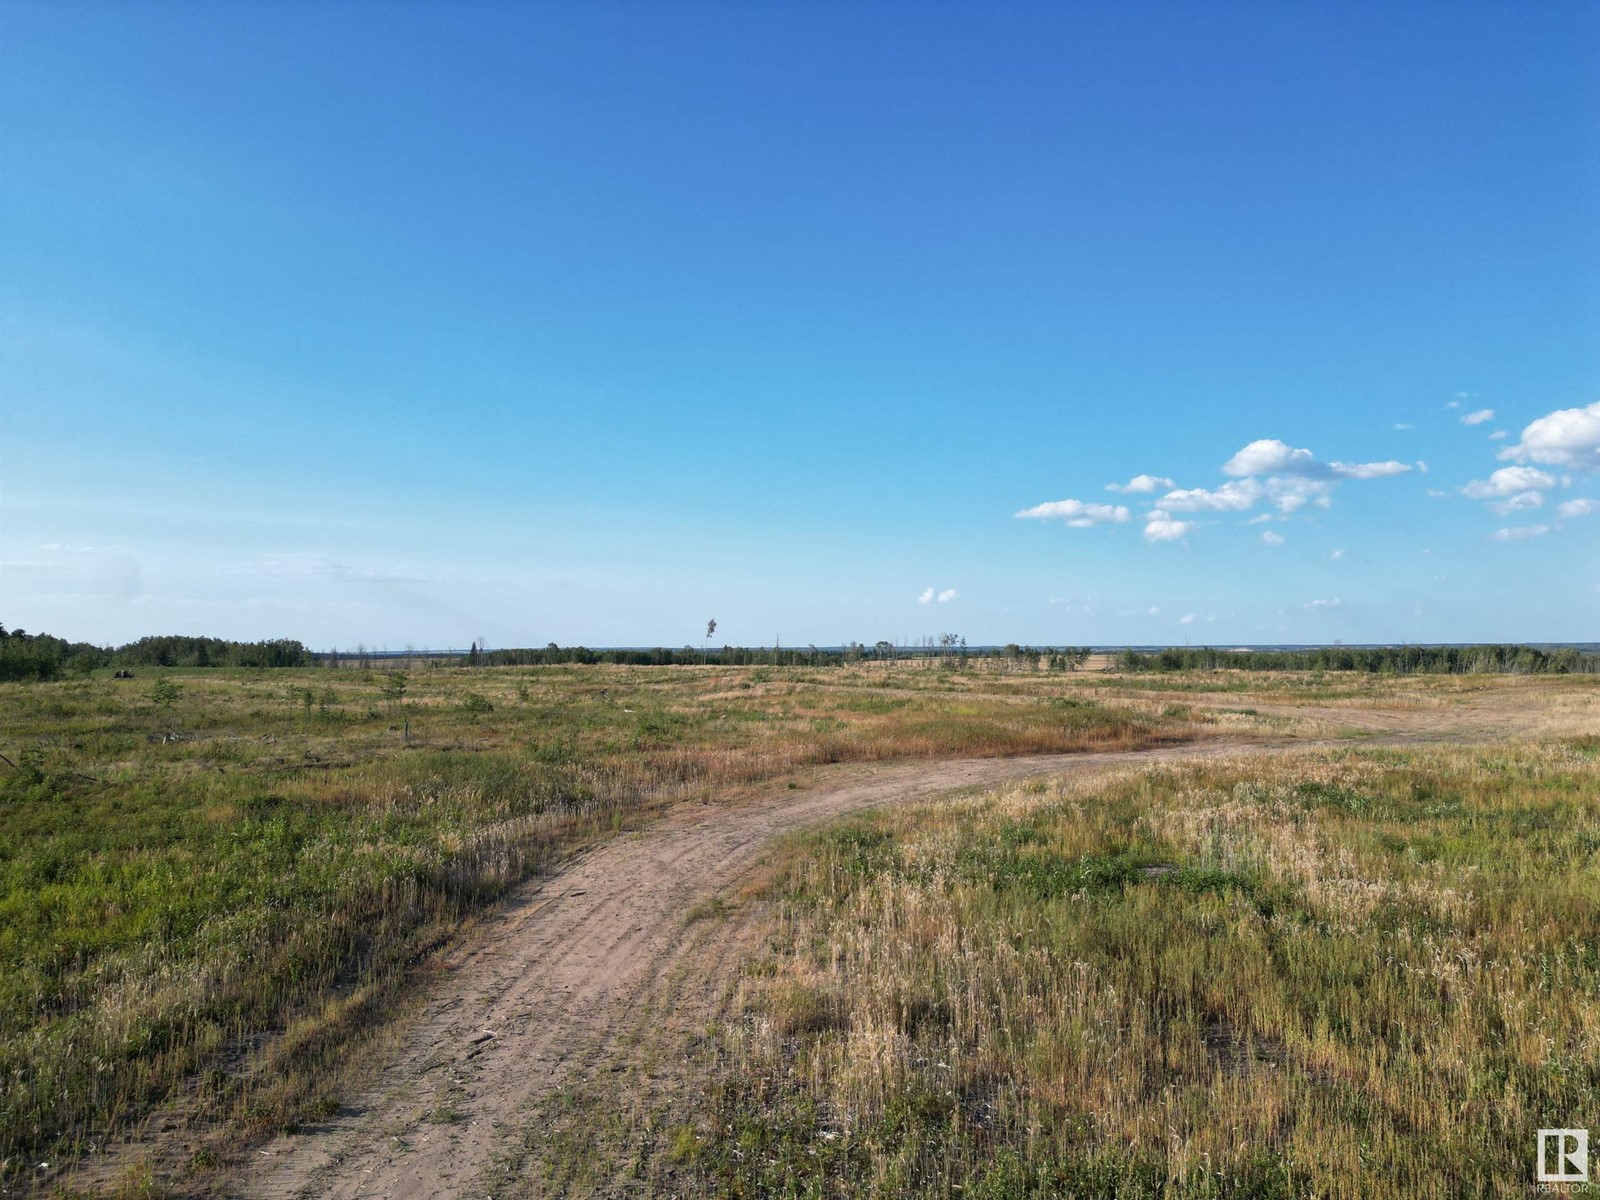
top-left (3, 2), bottom-right (1596, 649)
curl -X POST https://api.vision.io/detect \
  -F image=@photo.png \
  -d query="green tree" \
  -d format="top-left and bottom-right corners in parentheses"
top-left (378, 671), bottom-right (408, 711)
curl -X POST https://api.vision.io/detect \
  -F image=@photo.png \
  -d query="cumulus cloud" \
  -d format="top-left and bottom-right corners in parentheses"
top-left (1304, 598), bottom-right (1342, 610)
top-left (918, 588), bottom-right (935, 604)
top-left (1148, 439), bottom-right (1405, 529)
top-left (1488, 430), bottom-right (1507, 440)
top-left (1014, 499), bottom-right (1131, 527)
top-left (1021, 433), bottom-right (1410, 547)
top-left (1268, 478), bottom-right (1334, 514)
top-left (1557, 498), bottom-right (1598, 519)
top-left (1490, 525), bottom-right (1551, 541)
top-left (1261, 530), bottom-right (1285, 546)
top-left (1393, 423), bottom-right (1413, 431)
top-left (1106, 474), bottom-right (1175, 494)
top-left (937, 588), bottom-right (959, 603)
top-left (1222, 439), bottom-right (1317, 477)
top-left (1158, 478), bottom-right (1263, 513)
top-left (1143, 510), bottom-right (1192, 542)
top-left (1499, 401), bottom-right (1600, 472)
top-left (1461, 466), bottom-right (1556, 499)
top-left (918, 587), bottom-right (959, 604)
top-left (1330, 548), bottom-right (1346, 560)
top-left (1460, 408), bottom-right (1495, 426)
top-left (1179, 613), bottom-right (1198, 624)
top-left (1221, 438), bottom-right (1411, 482)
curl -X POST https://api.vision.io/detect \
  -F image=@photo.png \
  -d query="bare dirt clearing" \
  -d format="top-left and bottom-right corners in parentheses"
top-left (228, 677), bottom-right (1595, 1200)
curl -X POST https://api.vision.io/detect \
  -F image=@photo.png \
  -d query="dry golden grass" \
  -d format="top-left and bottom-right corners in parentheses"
top-left (6, 664), bottom-right (1593, 1195)
top-left (679, 738), bottom-right (1600, 1199)
top-left (0, 661), bottom-right (1189, 1191)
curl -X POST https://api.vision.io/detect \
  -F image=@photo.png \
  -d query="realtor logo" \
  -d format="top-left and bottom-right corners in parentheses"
top-left (1539, 1129), bottom-right (1589, 1183)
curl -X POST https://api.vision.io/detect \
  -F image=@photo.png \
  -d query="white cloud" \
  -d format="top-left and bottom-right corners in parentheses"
top-left (1304, 598), bottom-right (1342, 610)
top-left (1221, 438), bottom-right (1411, 482)
top-left (1489, 490), bottom-right (1544, 516)
top-left (1142, 510), bottom-right (1193, 542)
top-left (1222, 439), bottom-right (1317, 477)
top-left (937, 588), bottom-right (959, 603)
top-left (1245, 513), bottom-right (1273, 525)
top-left (1330, 459), bottom-right (1412, 480)
top-left (1158, 479), bottom-right (1264, 513)
top-left (1267, 477), bottom-right (1333, 514)
top-left (1499, 401), bottom-right (1600, 472)
top-left (918, 588), bottom-right (935, 604)
top-left (1461, 466), bottom-right (1556, 499)
top-left (1014, 433), bottom-right (1412, 547)
top-left (1014, 499), bottom-right (1131, 527)
top-left (1154, 447), bottom-right (1399, 526)
top-left (1393, 423), bottom-right (1413, 431)
top-left (1106, 474), bottom-right (1174, 494)
top-left (1329, 548), bottom-right (1346, 560)
top-left (1179, 613), bottom-right (1198, 625)
top-left (1490, 525), bottom-right (1551, 541)
top-left (1460, 408), bottom-right (1494, 426)
top-left (1146, 606), bottom-right (1162, 616)
top-left (1557, 498), bottom-right (1599, 519)
top-left (1261, 530), bottom-right (1285, 546)
top-left (1488, 429), bottom-right (1507, 440)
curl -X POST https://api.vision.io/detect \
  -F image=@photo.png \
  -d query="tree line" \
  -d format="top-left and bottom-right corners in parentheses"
top-left (478, 643), bottom-right (869, 667)
top-left (1116, 644), bottom-right (1599, 675)
top-left (7, 624), bottom-right (1590, 681)
top-left (470, 642), bottom-right (1096, 669)
top-left (0, 627), bottom-right (313, 680)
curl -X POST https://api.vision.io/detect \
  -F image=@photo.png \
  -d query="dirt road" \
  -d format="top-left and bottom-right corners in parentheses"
top-left (245, 737), bottom-right (1355, 1199)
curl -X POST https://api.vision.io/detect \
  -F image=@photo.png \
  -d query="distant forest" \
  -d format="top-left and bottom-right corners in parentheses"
top-left (1117, 644), bottom-right (1599, 675)
top-left (466, 640), bottom-right (1087, 669)
top-left (0, 628), bottom-right (312, 680)
top-left (3, 625), bottom-right (1596, 681)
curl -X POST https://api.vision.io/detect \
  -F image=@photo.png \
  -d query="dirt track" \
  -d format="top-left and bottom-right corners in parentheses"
top-left (237, 684), bottom-right (1590, 1199)
top-left (237, 739), bottom-right (1311, 1199)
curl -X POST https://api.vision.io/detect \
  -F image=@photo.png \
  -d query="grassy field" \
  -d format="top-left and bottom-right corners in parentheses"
top-left (0, 662), bottom-right (1193, 1188)
top-left (656, 739), bottom-right (1600, 1199)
